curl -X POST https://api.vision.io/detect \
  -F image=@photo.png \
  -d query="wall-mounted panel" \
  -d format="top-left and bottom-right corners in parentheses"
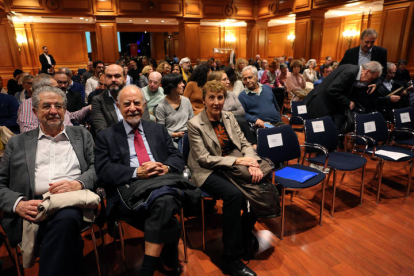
top-left (294, 20), bottom-right (308, 59)
top-left (320, 18), bottom-right (341, 62)
top-left (294, 0), bottom-right (311, 12)
top-left (184, 0), bottom-right (202, 17)
top-left (203, 4), bottom-right (223, 16)
top-left (62, 0), bottom-right (91, 12)
top-left (235, 6), bottom-right (253, 18)
top-left (158, 1), bottom-right (182, 15)
top-left (93, 0), bottom-right (117, 15)
top-left (117, 0), bottom-right (142, 13)
top-left (200, 26), bottom-right (219, 60)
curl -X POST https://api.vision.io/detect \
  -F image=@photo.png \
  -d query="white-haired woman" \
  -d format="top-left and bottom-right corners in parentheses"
top-left (303, 59), bottom-right (319, 83)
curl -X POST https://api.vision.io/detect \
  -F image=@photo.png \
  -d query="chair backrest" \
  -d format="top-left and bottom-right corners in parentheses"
top-left (256, 125), bottom-right (301, 164)
top-left (290, 100), bottom-right (309, 125)
top-left (355, 112), bottom-right (388, 146)
top-left (394, 107), bottom-right (414, 129)
top-left (182, 133), bottom-right (190, 165)
top-left (77, 68), bottom-right (87, 76)
top-left (304, 116), bottom-right (338, 153)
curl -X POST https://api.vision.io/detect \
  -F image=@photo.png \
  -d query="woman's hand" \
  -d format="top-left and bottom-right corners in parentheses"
top-left (235, 157), bottom-right (259, 168)
top-left (249, 166), bottom-right (263, 183)
top-left (171, 132), bottom-right (185, 138)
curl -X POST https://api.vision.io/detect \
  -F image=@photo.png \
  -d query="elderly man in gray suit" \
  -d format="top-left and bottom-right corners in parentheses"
top-left (91, 64), bottom-right (149, 135)
top-left (0, 86), bottom-right (97, 276)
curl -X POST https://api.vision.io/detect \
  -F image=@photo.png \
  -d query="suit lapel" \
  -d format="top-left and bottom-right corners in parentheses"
top-left (66, 127), bottom-right (86, 172)
top-left (200, 109), bottom-right (221, 149)
top-left (103, 91), bottom-right (119, 125)
top-left (222, 112), bottom-right (241, 150)
top-left (113, 122), bottom-right (130, 165)
top-left (25, 129), bottom-right (39, 196)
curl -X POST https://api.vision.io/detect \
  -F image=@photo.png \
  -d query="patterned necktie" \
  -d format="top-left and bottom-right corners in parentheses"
top-left (133, 128), bottom-right (151, 165)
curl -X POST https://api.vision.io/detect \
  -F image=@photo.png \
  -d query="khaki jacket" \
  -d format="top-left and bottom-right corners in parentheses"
top-left (187, 109), bottom-right (260, 187)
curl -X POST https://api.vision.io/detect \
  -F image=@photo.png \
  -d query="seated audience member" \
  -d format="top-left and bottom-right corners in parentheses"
top-left (179, 57), bottom-right (192, 83)
top-left (253, 54), bottom-right (261, 70)
top-left (278, 56), bottom-right (286, 67)
top-left (303, 59), bottom-right (319, 83)
top-left (88, 73), bottom-right (106, 105)
top-left (91, 64), bottom-right (149, 134)
top-left (124, 65), bottom-right (133, 85)
top-left (287, 56), bottom-right (293, 68)
top-left (260, 61), bottom-right (285, 109)
top-left (207, 58), bottom-right (217, 71)
top-left (18, 74), bottom-right (91, 133)
top-left (171, 64), bottom-right (181, 74)
top-left (157, 61), bottom-right (172, 77)
top-left (183, 63), bottom-right (210, 115)
top-left (394, 59), bottom-right (411, 84)
top-left (286, 60), bottom-right (307, 101)
top-left (320, 56), bottom-right (332, 72)
top-left (235, 58), bottom-right (248, 81)
top-left (95, 85), bottom-right (194, 276)
top-left (85, 60), bottom-right (104, 100)
top-left (0, 85), bottom-right (97, 276)
top-left (299, 57), bottom-right (307, 73)
top-left (304, 61), bottom-right (382, 130)
top-left (0, 77), bottom-right (6, 94)
top-left (238, 66), bottom-right (283, 128)
top-left (7, 69), bottom-right (24, 96)
top-left (187, 80), bottom-right (262, 276)
top-left (173, 54), bottom-right (179, 64)
top-left (193, 59), bottom-right (201, 70)
top-left (142, 72), bottom-right (164, 121)
top-left (0, 93), bottom-right (19, 133)
top-left (332, 61), bottom-right (339, 70)
top-left (138, 65), bottom-right (153, 88)
top-left (216, 59), bottom-right (223, 70)
top-left (224, 66), bottom-right (244, 97)
top-left (278, 63), bottom-right (291, 86)
top-left (128, 59), bottom-right (141, 83)
top-left (81, 61), bottom-right (94, 85)
top-left (54, 72), bottom-right (83, 112)
top-left (314, 64), bottom-right (333, 88)
top-left (257, 59), bottom-right (268, 80)
top-left (156, 73), bottom-right (194, 148)
top-left (208, 70), bottom-right (257, 146)
top-left (149, 58), bottom-right (158, 71)
top-left (248, 58), bottom-right (255, 66)
top-left (59, 67), bottom-right (86, 105)
top-left (15, 75), bottom-right (34, 104)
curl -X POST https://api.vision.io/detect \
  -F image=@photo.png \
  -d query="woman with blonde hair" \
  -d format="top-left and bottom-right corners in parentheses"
top-left (137, 65), bottom-right (153, 88)
top-left (235, 58), bottom-right (248, 80)
top-left (156, 61), bottom-right (172, 76)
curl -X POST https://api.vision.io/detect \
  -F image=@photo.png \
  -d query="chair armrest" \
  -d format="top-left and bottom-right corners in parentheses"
top-left (282, 114), bottom-right (290, 121)
top-left (391, 127), bottom-right (414, 136)
top-left (300, 142), bottom-right (330, 170)
top-left (338, 133), bottom-right (369, 156)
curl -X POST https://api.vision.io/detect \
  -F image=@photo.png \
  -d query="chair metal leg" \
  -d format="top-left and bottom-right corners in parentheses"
top-left (201, 197), bottom-right (206, 251)
top-left (14, 248), bottom-right (23, 276)
top-left (331, 169), bottom-right (337, 217)
top-left (339, 172), bottom-right (346, 185)
top-left (99, 227), bottom-right (105, 246)
top-left (320, 177), bottom-right (326, 226)
top-left (117, 221), bottom-right (126, 263)
top-left (407, 161), bottom-right (413, 197)
top-left (374, 161), bottom-right (380, 179)
top-left (360, 164), bottom-right (366, 205)
top-left (280, 187), bottom-right (286, 240)
top-left (326, 169), bottom-right (332, 187)
top-left (90, 226), bottom-right (101, 276)
top-left (376, 161), bottom-right (385, 204)
top-left (180, 208), bottom-right (188, 263)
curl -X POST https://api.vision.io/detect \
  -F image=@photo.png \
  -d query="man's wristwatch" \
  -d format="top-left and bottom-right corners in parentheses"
top-left (166, 165), bottom-right (171, 172)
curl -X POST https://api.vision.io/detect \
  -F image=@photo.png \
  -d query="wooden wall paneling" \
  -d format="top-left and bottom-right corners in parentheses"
top-left (150, 32), bottom-right (165, 61)
top-left (117, 0), bottom-right (143, 14)
top-left (320, 18), bottom-right (341, 64)
top-left (61, 0), bottom-right (93, 13)
top-left (200, 26), bottom-right (219, 60)
top-left (14, 23), bottom-right (32, 73)
top-left (0, 0), bottom-right (5, 11)
top-left (238, 27), bottom-right (246, 59)
top-left (178, 19), bottom-right (200, 62)
top-left (287, 23), bottom-right (295, 58)
top-left (0, 14), bottom-right (22, 81)
top-left (294, 0), bottom-right (311, 12)
top-left (95, 21), bottom-right (119, 64)
top-left (184, 0), bottom-right (202, 18)
top-left (338, 14), bottom-right (362, 59)
top-left (294, 20), bottom-right (308, 59)
top-left (268, 25), bottom-right (288, 60)
top-left (90, 31), bottom-right (98, 61)
top-left (7, 0), bottom-right (45, 12)
top-left (379, 1), bottom-right (414, 63)
top-left (234, 4), bottom-right (254, 19)
top-left (93, 0), bottom-right (117, 15)
top-left (368, 11), bottom-right (382, 34)
top-left (246, 20), bottom-right (268, 60)
top-left (157, 0), bottom-right (183, 16)
top-left (257, 0), bottom-right (294, 19)
top-left (117, 24), bottom-right (179, 33)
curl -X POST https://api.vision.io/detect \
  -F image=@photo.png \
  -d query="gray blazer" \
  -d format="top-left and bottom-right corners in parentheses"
top-left (0, 126), bottom-right (97, 246)
top-left (187, 109), bottom-right (260, 187)
top-left (91, 90), bottom-right (150, 135)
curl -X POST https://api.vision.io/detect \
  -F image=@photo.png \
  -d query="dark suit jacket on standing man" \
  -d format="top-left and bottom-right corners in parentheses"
top-left (39, 53), bottom-right (56, 74)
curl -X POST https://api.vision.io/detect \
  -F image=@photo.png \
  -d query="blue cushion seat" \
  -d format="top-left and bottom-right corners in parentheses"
top-left (308, 152), bottom-right (367, 171)
top-left (274, 164), bottom-right (326, 189)
top-left (394, 137), bottom-right (414, 146)
top-left (366, 145), bottom-right (414, 162)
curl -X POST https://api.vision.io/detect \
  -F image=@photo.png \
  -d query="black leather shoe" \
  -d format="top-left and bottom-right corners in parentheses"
top-left (225, 259), bottom-right (257, 276)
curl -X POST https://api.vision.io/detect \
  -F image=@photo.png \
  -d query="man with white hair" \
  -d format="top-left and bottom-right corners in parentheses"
top-left (253, 54), bottom-right (261, 70)
top-left (141, 71), bottom-right (164, 121)
top-left (238, 65), bottom-right (283, 128)
top-left (179, 57), bottom-right (191, 83)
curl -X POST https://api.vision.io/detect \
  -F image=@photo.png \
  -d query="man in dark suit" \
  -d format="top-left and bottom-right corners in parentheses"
top-left (54, 72), bottom-right (83, 112)
top-left (59, 67), bottom-right (86, 103)
top-left (304, 61), bottom-right (383, 129)
top-left (91, 64), bottom-right (149, 135)
top-left (39, 46), bottom-right (56, 74)
top-left (0, 85), bottom-right (97, 275)
top-left (95, 85), bottom-right (185, 275)
top-left (339, 28), bottom-right (387, 89)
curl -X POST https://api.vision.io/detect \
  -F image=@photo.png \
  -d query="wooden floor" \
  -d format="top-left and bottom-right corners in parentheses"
top-left (2, 128), bottom-right (414, 276)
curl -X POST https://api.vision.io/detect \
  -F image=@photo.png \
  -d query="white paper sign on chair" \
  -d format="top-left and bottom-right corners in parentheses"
top-left (297, 105), bottom-right (307, 115)
top-left (400, 112), bottom-right (411, 123)
top-left (312, 121), bottom-right (325, 133)
top-left (267, 133), bottom-right (283, 148)
top-left (364, 121), bottom-right (376, 133)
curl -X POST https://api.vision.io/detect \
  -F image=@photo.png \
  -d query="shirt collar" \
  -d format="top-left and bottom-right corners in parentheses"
top-left (244, 83), bottom-right (263, 95)
top-left (122, 119), bottom-right (143, 134)
top-left (38, 126), bottom-right (69, 140)
top-left (356, 66), bottom-right (362, 81)
top-left (359, 46), bottom-right (373, 56)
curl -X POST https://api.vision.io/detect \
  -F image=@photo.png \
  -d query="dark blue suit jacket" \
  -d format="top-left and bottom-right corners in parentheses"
top-left (69, 81), bottom-right (86, 104)
top-left (94, 120), bottom-right (185, 214)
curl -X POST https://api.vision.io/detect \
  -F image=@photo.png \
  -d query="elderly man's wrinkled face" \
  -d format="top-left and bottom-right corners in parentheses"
top-left (148, 73), bottom-right (162, 92)
top-left (181, 61), bottom-right (190, 71)
top-left (117, 87), bottom-right (146, 127)
top-left (387, 66), bottom-right (397, 80)
top-left (242, 69), bottom-right (257, 90)
top-left (360, 69), bottom-right (380, 83)
top-left (23, 78), bottom-right (34, 96)
top-left (34, 92), bottom-right (65, 129)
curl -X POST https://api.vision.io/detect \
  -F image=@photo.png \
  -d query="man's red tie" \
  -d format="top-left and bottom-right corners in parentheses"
top-left (133, 129), bottom-right (151, 165)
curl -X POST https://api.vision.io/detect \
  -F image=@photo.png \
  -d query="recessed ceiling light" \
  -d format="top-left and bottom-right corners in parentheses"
top-left (29, 16), bottom-right (33, 18)
top-left (129, 20), bottom-right (132, 22)
top-left (145, 31), bottom-right (147, 33)
top-left (288, 14), bottom-right (295, 17)
top-left (161, 20), bottom-right (164, 23)
top-left (146, 20), bottom-right (149, 22)
top-left (85, 19), bottom-right (89, 21)
top-left (360, 6), bottom-right (364, 8)
top-left (369, 7), bottom-right (372, 9)
top-left (80, 17), bottom-right (84, 19)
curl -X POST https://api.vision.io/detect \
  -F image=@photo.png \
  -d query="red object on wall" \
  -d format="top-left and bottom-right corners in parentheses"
top-left (130, 43), bottom-right (138, 56)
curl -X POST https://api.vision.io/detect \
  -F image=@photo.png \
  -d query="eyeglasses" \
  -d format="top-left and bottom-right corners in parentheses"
top-left (41, 103), bottom-right (64, 111)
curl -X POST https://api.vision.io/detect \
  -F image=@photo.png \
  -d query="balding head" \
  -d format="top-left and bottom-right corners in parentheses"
top-left (116, 85), bottom-right (146, 128)
top-left (148, 71), bottom-right (162, 92)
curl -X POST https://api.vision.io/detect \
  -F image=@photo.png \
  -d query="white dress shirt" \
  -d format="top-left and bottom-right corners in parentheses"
top-left (358, 46), bottom-right (372, 66)
top-left (44, 53), bottom-right (52, 65)
top-left (108, 91), bottom-right (123, 122)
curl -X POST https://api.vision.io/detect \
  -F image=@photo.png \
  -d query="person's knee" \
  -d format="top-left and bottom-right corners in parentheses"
top-left (224, 188), bottom-right (244, 207)
top-left (50, 208), bottom-right (83, 232)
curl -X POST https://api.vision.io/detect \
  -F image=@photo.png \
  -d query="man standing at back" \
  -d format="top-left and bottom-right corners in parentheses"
top-left (39, 46), bottom-right (56, 74)
top-left (85, 60), bottom-right (104, 100)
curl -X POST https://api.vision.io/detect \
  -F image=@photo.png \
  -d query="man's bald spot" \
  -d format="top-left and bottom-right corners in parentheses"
top-left (117, 85), bottom-right (146, 104)
top-left (107, 64), bottom-right (124, 76)
top-left (149, 71), bottom-right (162, 81)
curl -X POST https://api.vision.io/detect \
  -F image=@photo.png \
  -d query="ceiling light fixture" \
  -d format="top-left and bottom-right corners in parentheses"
top-left (161, 20), bottom-right (164, 23)
top-left (80, 17), bottom-right (84, 20)
top-left (129, 20), bottom-right (132, 22)
top-left (146, 20), bottom-right (149, 22)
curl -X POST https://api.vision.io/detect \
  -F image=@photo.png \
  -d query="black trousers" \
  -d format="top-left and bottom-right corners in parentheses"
top-left (202, 172), bottom-right (257, 259)
top-left (38, 207), bottom-right (84, 276)
top-left (235, 116), bottom-right (257, 145)
top-left (271, 87), bottom-right (285, 111)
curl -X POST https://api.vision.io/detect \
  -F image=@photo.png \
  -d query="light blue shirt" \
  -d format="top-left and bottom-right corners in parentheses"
top-left (122, 120), bottom-right (155, 179)
top-left (358, 46), bottom-right (372, 66)
top-left (314, 77), bottom-right (324, 88)
top-left (108, 91), bottom-right (123, 122)
top-left (383, 79), bottom-right (393, 92)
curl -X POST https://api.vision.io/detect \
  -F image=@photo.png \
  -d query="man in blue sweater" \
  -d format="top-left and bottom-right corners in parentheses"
top-left (238, 66), bottom-right (283, 128)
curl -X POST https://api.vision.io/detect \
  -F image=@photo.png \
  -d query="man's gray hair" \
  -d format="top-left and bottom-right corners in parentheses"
top-left (59, 67), bottom-right (73, 77)
top-left (387, 62), bottom-right (396, 71)
top-left (33, 74), bottom-right (54, 91)
top-left (179, 57), bottom-right (190, 65)
top-left (242, 65), bottom-right (258, 76)
top-left (20, 74), bottom-right (34, 85)
top-left (280, 63), bottom-right (287, 69)
top-left (32, 86), bottom-right (67, 109)
top-left (360, 28), bottom-right (378, 39)
top-left (361, 61), bottom-right (383, 76)
top-left (306, 59), bottom-right (317, 67)
top-left (117, 85), bottom-right (146, 105)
